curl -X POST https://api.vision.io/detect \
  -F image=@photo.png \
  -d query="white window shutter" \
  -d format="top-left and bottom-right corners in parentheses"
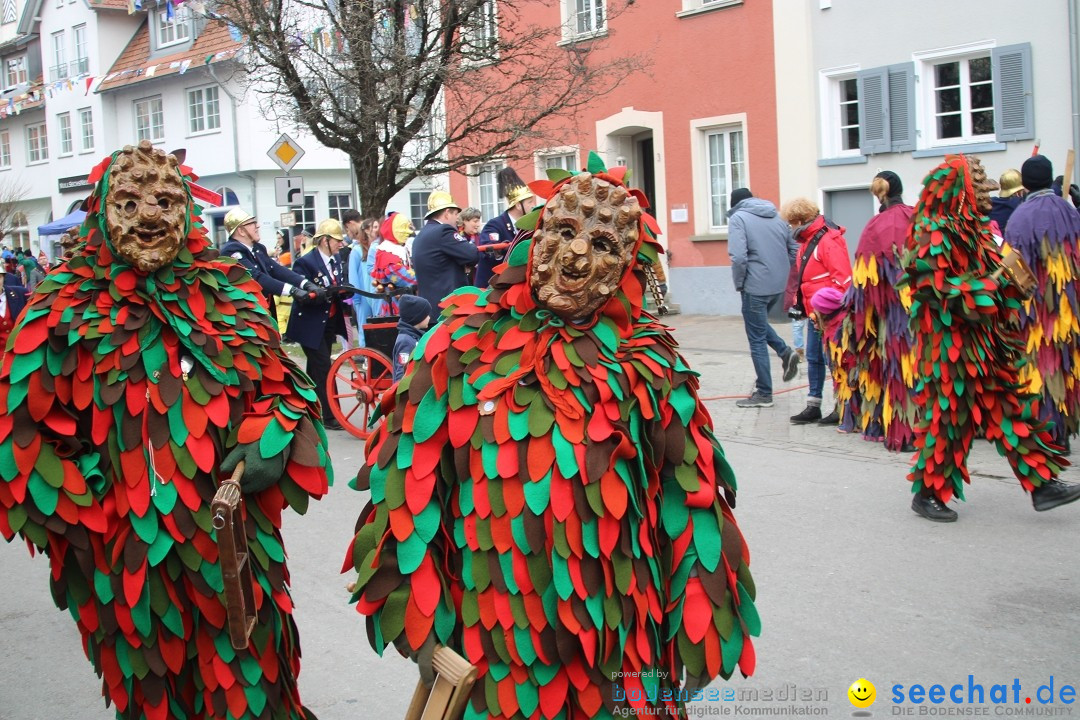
top-left (993, 43), bottom-right (1034, 142)
top-left (857, 67), bottom-right (890, 155)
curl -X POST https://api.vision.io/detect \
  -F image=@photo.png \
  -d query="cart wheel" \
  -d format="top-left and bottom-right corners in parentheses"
top-left (326, 348), bottom-right (395, 440)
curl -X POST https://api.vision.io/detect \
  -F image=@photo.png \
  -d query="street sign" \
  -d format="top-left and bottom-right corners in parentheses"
top-left (279, 211), bottom-right (296, 227)
top-left (275, 176), bottom-right (305, 207)
top-left (268, 133), bottom-right (305, 173)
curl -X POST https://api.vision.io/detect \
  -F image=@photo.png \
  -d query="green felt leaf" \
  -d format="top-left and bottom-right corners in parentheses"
top-left (738, 582), bottom-right (761, 636)
top-left (146, 527), bottom-right (174, 566)
top-left (130, 507), bottom-right (159, 545)
top-left (245, 685), bottom-right (268, 717)
top-left (150, 476), bottom-right (178, 515)
top-left (412, 386), bottom-right (446, 443)
top-left (661, 485), bottom-right (689, 535)
top-left (396, 532), bottom-right (427, 574)
top-left (553, 426), bottom-right (578, 479)
top-left (587, 150), bottom-right (607, 174)
top-left (524, 470), bottom-right (551, 515)
top-left (692, 508), bottom-right (722, 573)
top-left (413, 500), bottom-right (441, 543)
top-left (258, 418), bottom-right (292, 460)
top-left (27, 472), bottom-right (58, 516)
top-left (379, 587), bottom-right (410, 643)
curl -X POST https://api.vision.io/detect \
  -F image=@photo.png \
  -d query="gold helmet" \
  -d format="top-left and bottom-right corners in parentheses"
top-left (999, 169), bottom-right (1023, 198)
top-left (315, 217), bottom-right (344, 241)
top-left (224, 208), bottom-right (256, 236)
top-left (498, 167), bottom-right (533, 209)
top-left (425, 190), bottom-right (461, 218)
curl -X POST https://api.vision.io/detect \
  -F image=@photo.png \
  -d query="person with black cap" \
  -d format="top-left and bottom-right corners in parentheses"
top-left (728, 187), bottom-right (801, 409)
top-left (1004, 154), bottom-right (1080, 451)
top-left (476, 167), bottom-right (537, 288)
top-left (392, 294), bottom-right (432, 382)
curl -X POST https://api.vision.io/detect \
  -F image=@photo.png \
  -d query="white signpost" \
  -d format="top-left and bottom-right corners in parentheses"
top-left (267, 133), bottom-right (305, 173)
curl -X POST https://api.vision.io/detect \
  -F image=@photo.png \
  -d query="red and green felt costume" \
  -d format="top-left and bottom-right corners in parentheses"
top-left (345, 154), bottom-right (758, 719)
top-left (902, 155), bottom-right (1068, 501)
top-left (0, 152), bottom-right (332, 719)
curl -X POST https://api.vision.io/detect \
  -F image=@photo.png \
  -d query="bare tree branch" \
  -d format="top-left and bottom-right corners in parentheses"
top-left (210, 0), bottom-right (650, 217)
top-left (0, 175), bottom-right (29, 244)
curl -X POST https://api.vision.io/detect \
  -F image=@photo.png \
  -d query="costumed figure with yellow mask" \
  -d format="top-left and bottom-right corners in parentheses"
top-left (901, 154), bottom-right (1080, 522)
top-left (372, 211), bottom-right (417, 315)
top-left (344, 153), bottom-right (758, 718)
top-left (0, 141), bottom-right (331, 718)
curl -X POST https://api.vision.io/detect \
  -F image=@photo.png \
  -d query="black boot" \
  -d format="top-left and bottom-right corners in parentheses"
top-left (790, 405), bottom-right (822, 425)
top-left (1031, 479), bottom-right (1080, 512)
top-left (911, 493), bottom-right (958, 522)
top-left (818, 408), bottom-right (840, 425)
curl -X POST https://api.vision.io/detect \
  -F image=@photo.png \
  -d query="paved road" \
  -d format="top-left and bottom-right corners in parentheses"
top-left (2, 315), bottom-right (1078, 719)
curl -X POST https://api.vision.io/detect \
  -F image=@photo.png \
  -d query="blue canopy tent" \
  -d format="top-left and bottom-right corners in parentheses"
top-left (36, 209), bottom-right (87, 264)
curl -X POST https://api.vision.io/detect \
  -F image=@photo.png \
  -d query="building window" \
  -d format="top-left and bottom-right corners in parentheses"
top-left (73, 24), bottom-right (88, 75)
top-left (51, 31), bottom-right (67, 81)
top-left (561, 0), bottom-right (606, 41)
top-left (328, 192), bottom-right (352, 221)
top-left (157, 5), bottom-right (191, 49)
top-left (838, 78), bottom-right (859, 152)
top-left (215, 186), bottom-right (240, 206)
top-left (187, 85), bottom-right (221, 134)
top-left (27, 122), bottom-right (48, 163)
top-left (409, 190), bottom-right (430, 231)
top-left (0, 130), bottom-right (10, 168)
top-left (58, 112), bottom-right (72, 155)
top-left (477, 163), bottom-right (502, 221)
top-left (10, 211), bottom-right (28, 249)
top-left (135, 96), bottom-right (165, 143)
top-left (930, 55), bottom-right (994, 143)
top-left (462, 0), bottom-right (498, 58)
top-left (79, 107), bottom-right (94, 152)
top-left (298, 194), bottom-right (316, 232)
top-left (704, 126), bottom-right (745, 230)
top-left (542, 152), bottom-right (577, 172)
top-left (4, 55), bottom-right (26, 87)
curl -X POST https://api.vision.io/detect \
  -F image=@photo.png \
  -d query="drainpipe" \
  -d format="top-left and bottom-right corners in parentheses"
top-left (206, 64), bottom-right (258, 218)
top-left (1070, 0), bottom-right (1080, 159)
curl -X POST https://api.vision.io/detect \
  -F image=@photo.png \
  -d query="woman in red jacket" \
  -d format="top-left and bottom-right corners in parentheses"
top-left (781, 197), bottom-right (853, 424)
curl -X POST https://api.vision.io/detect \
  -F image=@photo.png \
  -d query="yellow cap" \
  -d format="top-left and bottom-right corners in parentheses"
top-left (224, 208), bottom-right (256, 236)
top-left (999, 169), bottom-right (1023, 198)
top-left (315, 218), bottom-right (344, 241)
top-left (426, 190), bottom-right (461, 218)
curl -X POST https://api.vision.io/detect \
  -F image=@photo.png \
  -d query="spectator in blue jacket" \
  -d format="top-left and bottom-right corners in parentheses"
top-left (343, 210), bottom-right (379, 347)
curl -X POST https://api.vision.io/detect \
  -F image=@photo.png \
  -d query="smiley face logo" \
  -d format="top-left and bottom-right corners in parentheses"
top-left (848, 678), bottom-right (876, 708)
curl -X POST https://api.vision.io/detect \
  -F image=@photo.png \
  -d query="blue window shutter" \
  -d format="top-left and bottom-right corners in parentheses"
top-left (888, 63), bottom-right (916, 152)
top-left (993, 43), bottom-right (1034, 142)
top-left (857, 67), bottom-right (890, 155)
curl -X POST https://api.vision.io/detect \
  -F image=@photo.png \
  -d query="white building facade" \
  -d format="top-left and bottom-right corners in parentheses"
top-left (1, 0), bottom-right (435, 257)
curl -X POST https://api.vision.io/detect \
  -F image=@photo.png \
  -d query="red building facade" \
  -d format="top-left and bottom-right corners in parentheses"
top-left (445, 0), bottom-right (780, 314)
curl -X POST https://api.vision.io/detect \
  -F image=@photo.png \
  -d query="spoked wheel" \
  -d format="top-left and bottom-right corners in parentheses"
top-left (326, 348), bottom-right (395, 440)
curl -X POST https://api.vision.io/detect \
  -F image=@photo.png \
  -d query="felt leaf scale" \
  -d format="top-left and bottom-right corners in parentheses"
top-left (346, 152), bottom-right (758, 719)
top-left (0, 148), bottom-right (331, 720)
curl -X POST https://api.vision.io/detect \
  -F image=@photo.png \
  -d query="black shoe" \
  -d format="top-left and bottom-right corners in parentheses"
top-left (790, 405), bottom-right (822, 424)
top-left (781, 350), bottom-right (801, 382)
top-left (324, 419), bottom-right (344, 432)
top-left (818, 410), bottom-right (840, 425)
top-left (911, 494), bottom-right (958, 522)
top-left (1031, 479), bottom-right (1080, 512)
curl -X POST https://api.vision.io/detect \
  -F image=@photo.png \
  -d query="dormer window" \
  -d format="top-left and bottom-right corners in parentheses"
top-left (4, 55), bottom-right (27, 88)
top-left (156, 5), bottom-right (191, 49)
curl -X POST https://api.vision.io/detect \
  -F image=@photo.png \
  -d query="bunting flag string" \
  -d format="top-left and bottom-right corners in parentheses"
top-left (0, 47), bottom-right (240, 119)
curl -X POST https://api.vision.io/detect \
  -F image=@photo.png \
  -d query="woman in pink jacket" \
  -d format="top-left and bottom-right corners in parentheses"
top-left (780, 197), bottom-right (852, 424)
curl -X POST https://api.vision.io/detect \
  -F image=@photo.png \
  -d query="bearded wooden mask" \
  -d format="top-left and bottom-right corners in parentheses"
top-left (530, 173), bottom-right (641, 321)
top-left (104, 141), bottom-right (188, 273)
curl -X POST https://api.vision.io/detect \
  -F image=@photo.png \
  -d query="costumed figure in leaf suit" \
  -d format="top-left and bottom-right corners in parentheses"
top-left (371, 211), bottom-right (416, 315)
top-left (0, 141), bottom-right (332, 719)
top-left (1004, 154), bottom-right (1080, 451)
top-left (345, 152), bottom-right (758, 719)
top-left (846, 171), bottom-right (918, 449)
top-left (901, 154), bottom-right (1080, 522)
